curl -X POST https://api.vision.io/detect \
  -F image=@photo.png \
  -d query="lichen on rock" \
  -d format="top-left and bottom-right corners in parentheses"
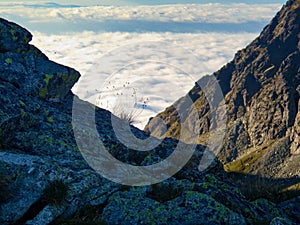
top-left (0, 1), bottom-right (300, 224)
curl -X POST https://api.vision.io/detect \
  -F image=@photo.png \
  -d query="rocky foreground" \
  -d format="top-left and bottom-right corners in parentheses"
top-left (0, 1), bottom-right (300, 225)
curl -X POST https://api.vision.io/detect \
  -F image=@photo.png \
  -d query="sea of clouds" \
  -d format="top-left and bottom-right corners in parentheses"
top-left (0, 2), bottom-right (282, 128)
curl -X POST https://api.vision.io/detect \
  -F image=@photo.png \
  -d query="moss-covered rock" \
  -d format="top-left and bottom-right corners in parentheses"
top-left (0, 18), bottom-right (80, 103)
top-left (0, 3), bottom-right (300, 224)
top-left (102, 188), bottom-right (246, 225)
top-left (0, 18), bottom-right (32, 52)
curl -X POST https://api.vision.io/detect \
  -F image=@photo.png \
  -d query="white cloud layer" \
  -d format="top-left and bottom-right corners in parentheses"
top-left (0, 3), bottom-right (281, 31)
top-left (0, 2), bottom-right (280, 128)
top-left (31, 31), bottom-right (257, 128)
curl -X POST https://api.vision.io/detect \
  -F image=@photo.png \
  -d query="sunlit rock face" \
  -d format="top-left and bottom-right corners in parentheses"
top-left (146, 0), bottom-right (300, 178)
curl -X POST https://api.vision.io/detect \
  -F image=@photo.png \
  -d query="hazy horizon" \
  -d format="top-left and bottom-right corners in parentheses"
top-left (0, 1), bottom-right (285, 128)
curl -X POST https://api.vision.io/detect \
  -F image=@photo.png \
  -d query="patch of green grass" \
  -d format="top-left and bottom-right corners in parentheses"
top-left (224, 140), bottom-right (275, 174)
top-left (224, 138), bottom-right (300, 202)
top-left (42, 179), bottom-right (68, 206)
top-left (279, 183), bottom-right (300, 202)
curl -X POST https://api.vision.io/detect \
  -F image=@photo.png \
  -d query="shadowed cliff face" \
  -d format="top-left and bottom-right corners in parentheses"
top-left (0, 2), bottom-right (300, 225)
top-left (145, 0), bottom-right (300, 178)
top-left (0, 18), bottom-right (81, 155)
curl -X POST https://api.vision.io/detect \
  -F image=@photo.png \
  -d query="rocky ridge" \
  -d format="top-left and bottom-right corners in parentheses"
top-left (145, 0), bottom-right (300, 180)
top-left (0, 4), bottom-right (299, 225)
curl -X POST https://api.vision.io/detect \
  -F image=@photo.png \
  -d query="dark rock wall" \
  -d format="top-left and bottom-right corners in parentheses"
top-left (145, 0), bottom-right (300, 177)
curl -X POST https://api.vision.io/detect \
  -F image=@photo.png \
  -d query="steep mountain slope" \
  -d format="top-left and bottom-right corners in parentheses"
top-left (0, 4), bottom-right (299, 225)
top-left (145, 0), bottom-right (300, 179)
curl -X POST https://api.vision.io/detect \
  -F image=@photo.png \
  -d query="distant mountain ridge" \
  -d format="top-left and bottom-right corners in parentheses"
top-left (145, 0), bottom-right (300, 178)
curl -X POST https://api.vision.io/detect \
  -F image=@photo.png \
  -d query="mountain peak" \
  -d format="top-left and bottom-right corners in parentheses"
top-left (146, 0), bottom-right (300, 178)
top-left (0, 18), bottom-right (32, 52)
top-left (0, 18), bottom-right (80, 102)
